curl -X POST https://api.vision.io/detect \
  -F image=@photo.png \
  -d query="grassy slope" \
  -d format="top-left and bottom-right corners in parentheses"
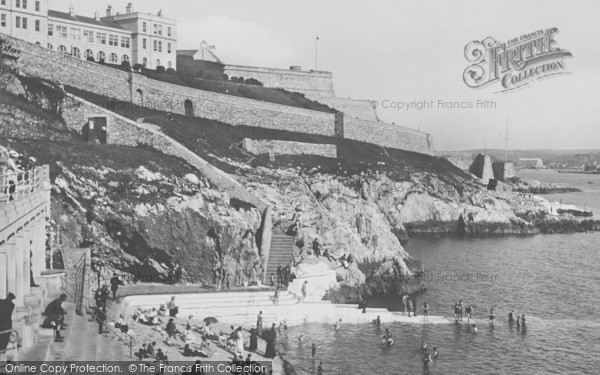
top-left (66, 86), bottom-right (476, 192)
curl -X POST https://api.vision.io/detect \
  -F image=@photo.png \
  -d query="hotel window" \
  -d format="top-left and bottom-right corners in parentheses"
top-left (0, 14), bottom-right (5, 28)
top-left (71, 28), bottom-right (80, 41)
top-left (142, 22), bottom-right (146, 32)
top-left (121, 36), bottom-right (130, 48)
top-left (35, 1), bottom-right (39, 11)
top-left (1, 1), bottom-right (5, 6)
top-left (15, 16), bottom-right (20, 28)
top-left (22, 0), bottom-right (26, 9)
top-left (109, 53), bottom-right (118, 63)
top-left (48, 24), bottom-right (53, 36)
top-left (158, 25), bottom-right (162, 35)
top-left (47, 43), bottom-right (52, 49)
top-left (58, 45), bottom-right (67, 54)
top-left (156, 59), bottom-right (160, 67)
top-left (72, 47), bottom-right (80, 59)
top-left (57, 25), bottom-right (67, 38)
top-left (85, 49), bottom-right (93, 59)
top-left (158, 41), bottom-right (162, 52)
top-left (153, 40), bottom-right (157, 51)
top-left (142, 57), bottom-right (147, 67)
top-left (15, 0), bottom-right (20, 8)
top-left (167, 43), bottom-right (171, 53)
top-left (167, 27), bottom-right (171, 37)
top-left (97, 50), bottom-right (105, 62)
top-left (35, 19), bottom-right (39, 31)
top-left (153, 24), bottom-right (156, 35)
top-left (84, 30), bottom-right (93, 43)
top-left (121, 54), bottom-right (129, 63)
top-left (142, 38), bottom-right (146, 49)
top-left (22, 17), bottom-right (27, 29)
top-left (108, 34), bottom-right (118, 46)
top-left (96, 32), bottom-right (106, 44)
top-left (168, 61), bottom-right (172, 69)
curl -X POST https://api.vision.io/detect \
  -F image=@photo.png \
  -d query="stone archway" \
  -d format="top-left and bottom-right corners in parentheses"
top-left (184, 99), bottom-right (194, 117)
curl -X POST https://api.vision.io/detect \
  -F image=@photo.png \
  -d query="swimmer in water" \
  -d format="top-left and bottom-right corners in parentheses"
top-left (298, 333), bottom-right (305, 342)
top-left (472, 323), bottom-right (478, 332)
top-left (420, 342), bottom-right (427, 351)
top-left (465, 305), bottom-right (473, 323)
top-left (488, 307), bottom-right (496, 323)
top-left (311, 343), bottom-right (316, 357)
top-left (521, 314), bottom-right (526, 326)
top-left (423, 353), bottom-right (432, 368)
top-left (381, 328), bottom-right (393, 347)
top-left (334, 319), bottom-right (342, 330)
top-left (433, 347), bottom-right (438, 359)
top-left (373, 316), bottom-right (381, 326)
top-left (317, 361), bottom-right (324, 375)
top-left (508, 310), bottom-right (515, 323)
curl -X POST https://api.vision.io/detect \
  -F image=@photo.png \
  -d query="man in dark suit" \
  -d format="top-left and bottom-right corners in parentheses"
top-left (0, 293), bottom-right (16, 351)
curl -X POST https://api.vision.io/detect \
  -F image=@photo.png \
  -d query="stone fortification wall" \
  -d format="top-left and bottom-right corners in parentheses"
top-left (5, 35), bottom-right (336, 137)
top-left (344, 118), bottom-right (434, 155)
top-left (242, 139), bottom-right (337, 158)
top-left (316, 97), bottom-right (379, 121)
top-left (4, 35), bottom-right (434, 156)
top-left (438, 152), bottom-right (476, 171)
top-left (224, 64), bottom-right (335, 98)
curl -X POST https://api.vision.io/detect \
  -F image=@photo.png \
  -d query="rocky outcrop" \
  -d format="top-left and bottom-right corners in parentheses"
top-left (50, 163), bottom-right (264, 286)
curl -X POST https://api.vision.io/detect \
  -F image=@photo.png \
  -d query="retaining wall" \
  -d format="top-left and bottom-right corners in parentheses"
top-left (344, 118), bottom-right (434, 155)
top-left (242, 139), bottom-right (337, 158)
top-left (60, 93), bottom-right (267, 211)
top-left (316, 97), bottom-right (379, 121)
top-left (224, 64), bottom-right (335, 98)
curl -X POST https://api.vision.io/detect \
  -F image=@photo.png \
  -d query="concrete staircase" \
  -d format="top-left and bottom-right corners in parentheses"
top-left (19, 300), bottom-right (127, 362)
top-left (264, 234), bottom-right (295, 283)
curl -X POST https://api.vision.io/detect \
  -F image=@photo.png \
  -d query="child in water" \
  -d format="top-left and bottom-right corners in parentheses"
top-left (317, 361), bottom-right (324, 375)
top-left (311, 343), bottom-right (317, 357)
top-left (381, 328), bottom-right (393, 347)
top-left (433, 347), bottom-right (438, 359)
top-left (420, 342), bottom-right (427, 351)
top-left (472, 323), bottom-right (478, 332)
top-left (373, 316), bottom-right (381, 326)
top-left (334, 319), bottom-right (342, 330)
top-left (488, 307), bottom-right (496, 323)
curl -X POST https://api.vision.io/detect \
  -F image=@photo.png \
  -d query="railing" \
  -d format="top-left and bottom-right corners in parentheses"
top-left (0, 168), bottom-right (41, 204)
top-left (60, 277), bottom-right (137, 358)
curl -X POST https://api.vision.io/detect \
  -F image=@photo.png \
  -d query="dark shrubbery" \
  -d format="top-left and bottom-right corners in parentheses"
top-left (244, 78), bottom-right (263, 87)
top-left (132, 63), bottom-right (144, 72)
top-left (86, 56), bottom-right (95, 63)
top-left (166, 68), bottom-right (176, 75)
top-left (121, 60), bottom-right (131, 70)
top-left (156, 65), bottom-right (166, 73)
top-left (205, 72), bottom-right (221, 81)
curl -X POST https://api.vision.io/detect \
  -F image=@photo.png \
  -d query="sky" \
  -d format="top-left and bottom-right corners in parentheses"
top-left (51, 0), bottom-right (600, 151)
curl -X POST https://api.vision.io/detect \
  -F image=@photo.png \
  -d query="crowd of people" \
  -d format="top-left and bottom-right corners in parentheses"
top-left (0, 145), bottom-right (38, 202)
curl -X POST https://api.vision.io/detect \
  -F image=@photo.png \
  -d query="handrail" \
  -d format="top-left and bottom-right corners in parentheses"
top-left (0, 168), bottom-right (40, 204)
top-left (0, 328), bottom-right (19, 355)
top-left (59, 277), bottom-right (137, 357)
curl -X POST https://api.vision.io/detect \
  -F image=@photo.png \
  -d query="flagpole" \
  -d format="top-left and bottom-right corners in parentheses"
top-left (315, 35), bottom-right (318, 70)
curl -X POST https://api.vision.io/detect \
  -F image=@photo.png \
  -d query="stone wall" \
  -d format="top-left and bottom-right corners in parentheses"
top-left (242, 139), bottom-right (337, 158)
top-left (438, 152), bottom-right (475, 171)
top-left (344, 118), bottom-right (434, 155)
top-left (5, 35), bottom-right (337, 137)
top-left (4, 34), bottom-right (434, 156)
top-left (316, 97), bottom-right (379, 121)
top-left (492, 162), bottom-right (515, 181)
top-left (469, 154), bottom-right (494, 184)
top-left (59, 93), bottom-right (268, 211)
top-left (224, 64), bottom-right (335, 98)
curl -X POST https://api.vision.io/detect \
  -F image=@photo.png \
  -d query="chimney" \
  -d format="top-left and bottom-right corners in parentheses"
top-left (106, 5), bottom-right (113, 17)
top-left (157, 9), bottom-right (163, 17)
top-left (126, 3), bottom-right (133, 13)
top-left (69, 5), bottom-right (75, 16)
top-left (94, 11), bottom-right (99, 21)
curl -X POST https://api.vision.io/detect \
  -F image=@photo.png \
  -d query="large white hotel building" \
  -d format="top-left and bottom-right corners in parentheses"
top-left (0, 1), bottom-right (177, 70)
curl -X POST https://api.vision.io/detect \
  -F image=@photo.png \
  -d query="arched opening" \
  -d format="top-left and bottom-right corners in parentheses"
top-left (35, 42), bottom-right (41, 46)
top-left (85, 49), bottom-right (94, 61)
top-left (184, 99), bottom-right (194, 117)
top-left (142, 57), bottom-right (147, 67)
top-left (97, 51), bottom-right (106, 63)
top-left (135, 89), bottom-right (144, 106)
top-left (122, 55), bottom-right (130, 63)
top-left (168, 61), bottom-right (172, 69)
top-left (58, 45), bottom-right (67, 54)
top-left (72, 47), bottom-right (81, 59)
top-left (156, 59), bottom-right (161, 68)
top-left (47, 43), bottom-right (53, 50)
top-left (109, 53), bottom-right (118, 64)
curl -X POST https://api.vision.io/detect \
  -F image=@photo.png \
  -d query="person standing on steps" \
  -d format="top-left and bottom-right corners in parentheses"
top-left (110, 273), bottom-right (123, 300)
top-left (256, 311), bottom-right (263, 336)
top-left (167, 296), bottom-right (179, 317)
top-left (96, 306), bottom-right (107, 335)
top-left (302, 281), bottom-right (308, 302)
top-left (277, 265), bottom-right (283, 287)
top-left (0, 292), bottom-right (16, 352)
top-left (273, 287), bottom-right (280, 306)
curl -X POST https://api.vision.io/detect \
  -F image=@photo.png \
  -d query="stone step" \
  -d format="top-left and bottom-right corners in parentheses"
top-left (63, 311), bottom-right (87, 361)
top-left (83, 320), bottom-right (99, 360)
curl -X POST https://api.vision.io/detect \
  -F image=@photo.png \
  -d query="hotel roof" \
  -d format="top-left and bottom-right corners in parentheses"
top-left (48, 10), bottom-right (126, 31)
